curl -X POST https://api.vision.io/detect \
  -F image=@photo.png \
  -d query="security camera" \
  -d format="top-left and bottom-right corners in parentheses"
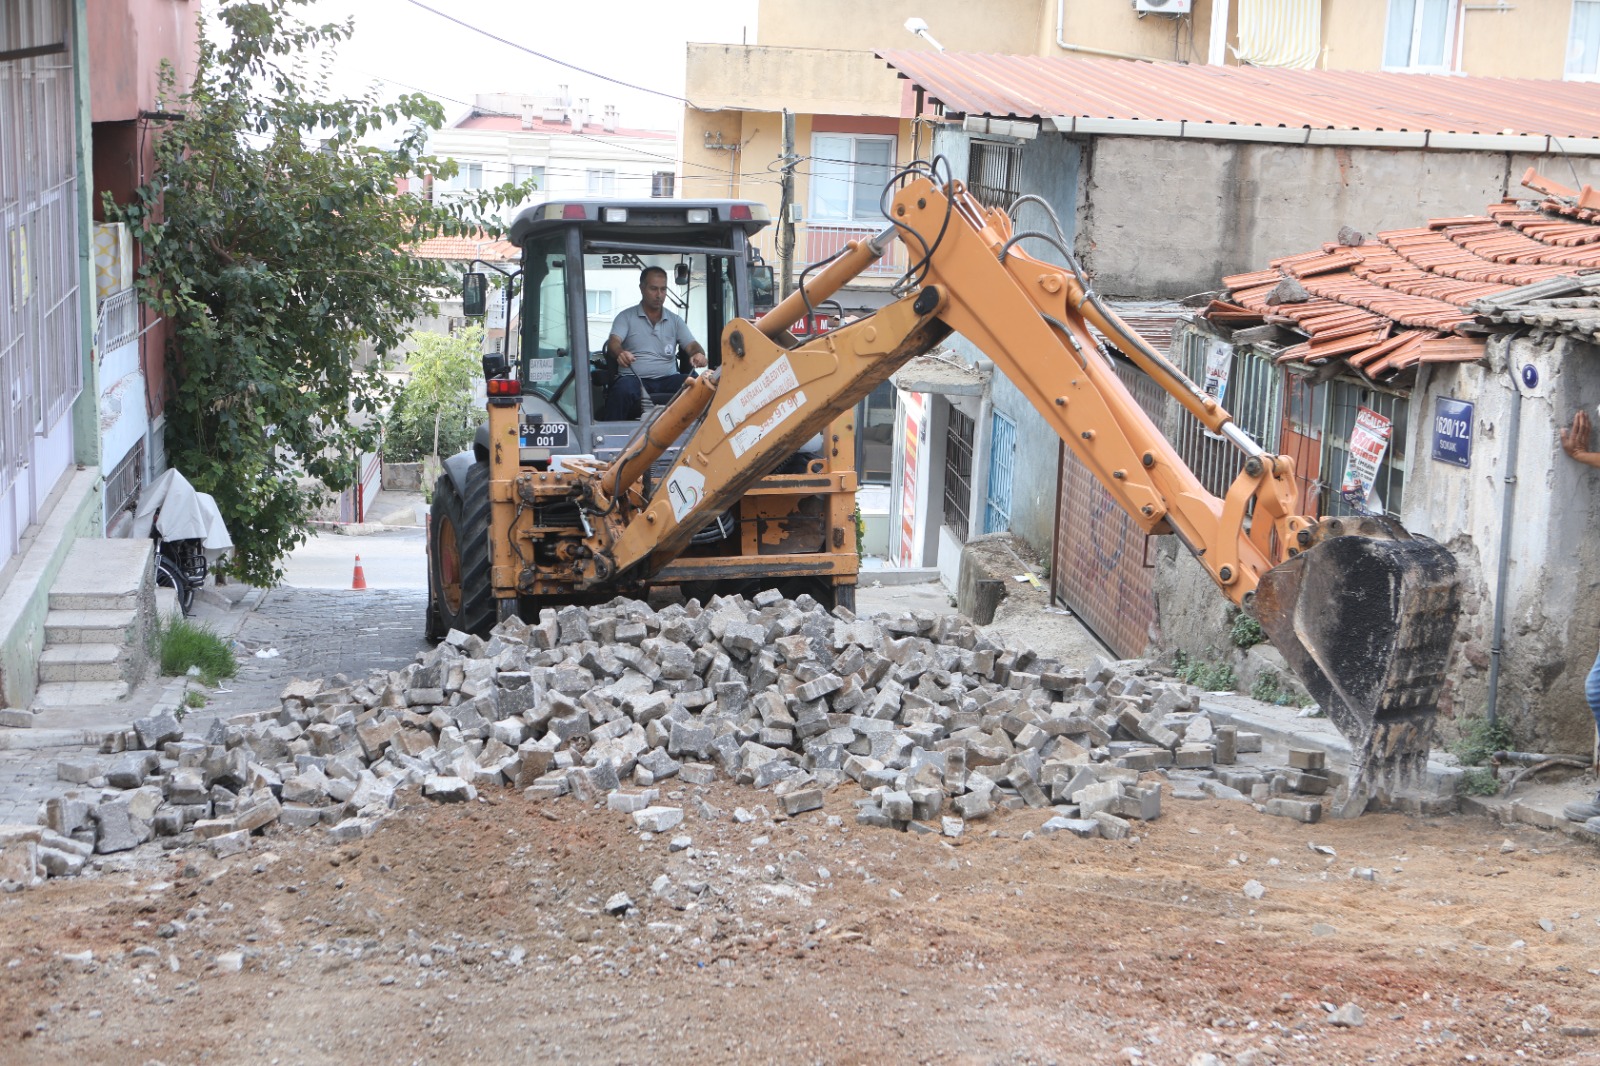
top-left (903, 16), bottom-right (945, 51)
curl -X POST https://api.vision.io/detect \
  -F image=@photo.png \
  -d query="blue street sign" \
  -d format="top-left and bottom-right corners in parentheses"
top-left (1432, 396), bottom-right (1473, 468)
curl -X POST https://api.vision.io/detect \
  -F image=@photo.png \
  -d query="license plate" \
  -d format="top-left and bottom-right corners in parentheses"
top-left (521, 422), bottom-right (570, 449)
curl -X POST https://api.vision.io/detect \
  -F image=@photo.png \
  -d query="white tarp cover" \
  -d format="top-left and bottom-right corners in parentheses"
top-left (130, 468), bottom-right (234, 556)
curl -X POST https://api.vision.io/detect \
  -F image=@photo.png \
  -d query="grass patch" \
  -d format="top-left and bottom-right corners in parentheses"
top-left (183, 689), bottom-right (209, 710)
top-left (1249, 669), bottom-right (1312, 708)
top-left (159, 617), bottom-right (237, 685)
top-left (1458, 766), bottom-right (1500, 796)
top-left (1450, 714), bottom-right (1514, 767)
top-left (1172, 651), bottom-right (1237, 692)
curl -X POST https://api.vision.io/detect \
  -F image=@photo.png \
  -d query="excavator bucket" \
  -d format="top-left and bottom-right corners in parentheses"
top-left (1246, 517), bottom-right (1460, 818)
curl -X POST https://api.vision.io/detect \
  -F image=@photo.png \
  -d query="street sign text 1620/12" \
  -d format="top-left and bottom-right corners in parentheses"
top-left (1431, 397), bottom-right (1472, 468)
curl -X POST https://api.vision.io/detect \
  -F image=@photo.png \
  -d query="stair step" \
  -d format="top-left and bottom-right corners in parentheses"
top-left (39, 643), bottom-right (126, 683)
top-left (31, 681), bottom-right (131, 708)
top-left (45, 608), bottom-right (140, 645)
top-left (48, 538), bottom-right (152, 611)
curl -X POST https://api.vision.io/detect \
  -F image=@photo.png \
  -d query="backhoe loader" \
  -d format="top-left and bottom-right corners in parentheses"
top-left (426, 162), bottom-right (1460, 816)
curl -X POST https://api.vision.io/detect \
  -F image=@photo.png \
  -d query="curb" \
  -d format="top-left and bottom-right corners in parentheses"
top-left (858, 567), bottom-right (943, 588)
top-left (0, 727), bottom-right (113, 751)
top-left (1200, 696), bottom-right (1464, 806)
top-left (308, 520), bottom-right (421, 537)
top-left (1460, 793), bottom-right (1600, 846)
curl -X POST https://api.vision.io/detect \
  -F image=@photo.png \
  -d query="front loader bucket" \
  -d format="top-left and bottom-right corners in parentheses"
top-left (1246, 517), bottom-right (1460, 818)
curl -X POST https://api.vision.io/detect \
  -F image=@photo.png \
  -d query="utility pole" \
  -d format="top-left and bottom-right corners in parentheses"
top-left (778, 109), bottom-right (796, 300)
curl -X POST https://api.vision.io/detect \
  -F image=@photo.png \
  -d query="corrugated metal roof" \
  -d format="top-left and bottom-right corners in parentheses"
top-left (1201, 172), bottom-right (1600, 381)
top-left (876, 50), bottom-right (1600, 140)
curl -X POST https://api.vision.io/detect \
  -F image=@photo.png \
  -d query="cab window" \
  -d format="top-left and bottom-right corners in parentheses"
top-left (519, 235), bottom-right (578, 420)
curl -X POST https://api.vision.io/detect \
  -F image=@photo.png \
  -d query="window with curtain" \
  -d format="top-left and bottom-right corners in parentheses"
top-left (1383, 0), bottom-right (1458, 71)
top-left (809, 134), bottom-right (895, 223)
top-left (1570, 0), bottom-right (1600, 78)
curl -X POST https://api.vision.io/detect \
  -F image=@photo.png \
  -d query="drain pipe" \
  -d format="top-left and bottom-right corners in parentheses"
top-left (1056, 0), bottom-right (1165, 61)
top-left (1485, 349), bottom-right (1523, 727)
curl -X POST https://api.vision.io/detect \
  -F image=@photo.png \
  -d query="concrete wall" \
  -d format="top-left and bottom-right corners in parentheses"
top-left (0, 470), bottom-right (102, 708)
top-left (1405, 335), bottom-right (1600, 754)
top-left (758, 0), bottom-right (1045, 53)
top-left (1321, 0), bottom-right (1572, 76)
top-left (86, 0), bottom-right (199, 123)
top-left (742, 0), bottom-right (1572, 81)
top-left (685, 44), bottom-right (907, 117)
top-left (1076, 137), bottom-right (1564, 298)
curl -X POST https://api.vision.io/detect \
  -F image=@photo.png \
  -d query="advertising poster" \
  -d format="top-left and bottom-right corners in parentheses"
top-left (898, 391), bottom-right (927, 567)
top-left (1340, 406), bottom-right (1392, 514)
top-left (1202, 338), bottom-right (1232, 403)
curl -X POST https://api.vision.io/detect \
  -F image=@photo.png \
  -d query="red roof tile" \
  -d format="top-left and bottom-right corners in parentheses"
top-left (453, 113), bottom-right (673, 140)
top-left (411, 233), bottom-right (518, 262)
top-left (1208, 169), bottom-right (1600, 382)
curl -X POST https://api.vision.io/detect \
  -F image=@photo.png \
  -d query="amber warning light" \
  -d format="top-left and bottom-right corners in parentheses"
top-left (487, 378), bottom-right (521, 397)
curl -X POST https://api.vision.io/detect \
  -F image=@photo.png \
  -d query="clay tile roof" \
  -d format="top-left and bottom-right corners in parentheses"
top-left (1205, 168), bottom-right (1600, 383)
top-left (411, 233), bottom-right (518, 263)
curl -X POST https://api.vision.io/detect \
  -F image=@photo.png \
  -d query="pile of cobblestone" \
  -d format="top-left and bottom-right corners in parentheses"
top-left (0, 592), bottom-right (1327, 888)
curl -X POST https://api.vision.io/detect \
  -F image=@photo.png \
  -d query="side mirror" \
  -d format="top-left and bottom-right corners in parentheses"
top-left (674, 262), bottom-right (691, 287)
top-left (749, 264), bottom-right (775, 312)
top-left (462, 272), bottom-right (488, 317)
top-left (482, 349), bottom-right (508, 380)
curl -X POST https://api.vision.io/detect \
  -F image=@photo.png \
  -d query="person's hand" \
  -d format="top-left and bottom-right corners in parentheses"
top-left (617, 350), bottom-right (636, 369)
top-left (1561, 409), bottom-right (1592, 458)
top-left (690, 351), bottom-right (707, 369)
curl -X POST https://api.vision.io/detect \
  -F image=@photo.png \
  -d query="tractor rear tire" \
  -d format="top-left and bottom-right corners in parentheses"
top-left (427, 461), bottom-right (495, 640)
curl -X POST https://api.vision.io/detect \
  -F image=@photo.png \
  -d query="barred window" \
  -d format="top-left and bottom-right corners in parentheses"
top-left (967, 140), bottom-right (1021, 210)
top-left (651, 171), bottom-right (675, 198)
top-left (942, 404), bottom-right (975, 540)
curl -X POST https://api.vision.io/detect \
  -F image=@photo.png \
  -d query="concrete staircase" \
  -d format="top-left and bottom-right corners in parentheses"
top-left (32, 539), bottom-right (157, 709)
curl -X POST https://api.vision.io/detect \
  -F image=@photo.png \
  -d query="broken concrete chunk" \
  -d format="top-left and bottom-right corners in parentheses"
top-left (632, 806), bottom-right (684, 833)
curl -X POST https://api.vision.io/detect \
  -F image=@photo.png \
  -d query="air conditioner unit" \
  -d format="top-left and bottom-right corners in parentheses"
top-left (1134, 0), bottom-right (1191, 13)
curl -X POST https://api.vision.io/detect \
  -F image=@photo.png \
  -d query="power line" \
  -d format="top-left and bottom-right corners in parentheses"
top-left (399, 0), bottom-right (706, 109)
top-left (350, 69), bottom-right (769, 185)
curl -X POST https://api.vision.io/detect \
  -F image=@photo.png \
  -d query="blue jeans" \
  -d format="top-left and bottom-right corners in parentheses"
top-left (1588, 647), bottom-right (1600, 733)
top-left (599, 372), bottom-right (685, 421)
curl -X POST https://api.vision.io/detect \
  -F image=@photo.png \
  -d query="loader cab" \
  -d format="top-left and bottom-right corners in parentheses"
top-left (495, 199), bottom-right (772, 467)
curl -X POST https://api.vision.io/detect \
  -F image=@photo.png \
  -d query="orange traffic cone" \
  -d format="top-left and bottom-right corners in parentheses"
top-left (351, 555), bottom-right (368, 590)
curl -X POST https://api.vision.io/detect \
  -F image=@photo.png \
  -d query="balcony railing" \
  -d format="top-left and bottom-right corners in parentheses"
top-left (749, 219), bottom-right (904, 284)
top-left (95, 287), bottom-right (139, 354)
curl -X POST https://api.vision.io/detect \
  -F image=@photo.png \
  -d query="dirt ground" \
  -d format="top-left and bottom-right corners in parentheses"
top-left (4, 779), bottom-right (1600, 1065)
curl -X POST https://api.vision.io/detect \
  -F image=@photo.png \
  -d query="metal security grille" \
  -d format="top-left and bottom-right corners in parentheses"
top-left (942, 404), bottom-right (974, 540)
top-left (96, 287), bottom-right (138, 354)
top-left (0, 0), bottom-right (82, 497)
top-left (967, 141), bottom-right (1021, 210)
top-left (103, 438), bottom-right (143, 533)
top-left (1052, 354), bottom-right (1167, 658)
top-left (983, 410), bottom-right (1016, 533)
top-left (1169, 331), bottom-right (1283, 498)
top-left (1319, 381), bottom-right (1408, 518)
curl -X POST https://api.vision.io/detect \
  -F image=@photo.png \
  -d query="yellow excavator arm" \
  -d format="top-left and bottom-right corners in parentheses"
top-left (567, 172), bottom-right (1460, 817)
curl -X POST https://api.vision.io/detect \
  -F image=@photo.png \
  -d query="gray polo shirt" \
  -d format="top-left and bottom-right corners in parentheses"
top-left (609, 304), bottom-right (697, 380)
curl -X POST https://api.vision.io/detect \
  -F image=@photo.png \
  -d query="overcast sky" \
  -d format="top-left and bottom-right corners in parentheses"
top-left (295, 0), bottom-right (760, 131)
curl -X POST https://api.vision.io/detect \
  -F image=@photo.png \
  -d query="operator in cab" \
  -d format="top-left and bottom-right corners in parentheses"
top-left (599, 265), bottom-right (707, 420)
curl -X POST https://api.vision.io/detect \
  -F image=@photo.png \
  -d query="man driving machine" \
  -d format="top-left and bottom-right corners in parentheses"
top-left (599, 265), bottom-right (707, 420)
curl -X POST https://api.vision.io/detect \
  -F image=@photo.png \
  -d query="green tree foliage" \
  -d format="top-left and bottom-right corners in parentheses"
top-left (382, 326), bottom-right (487, 463)
top-left (109, 0), bottom-right (530, 585)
